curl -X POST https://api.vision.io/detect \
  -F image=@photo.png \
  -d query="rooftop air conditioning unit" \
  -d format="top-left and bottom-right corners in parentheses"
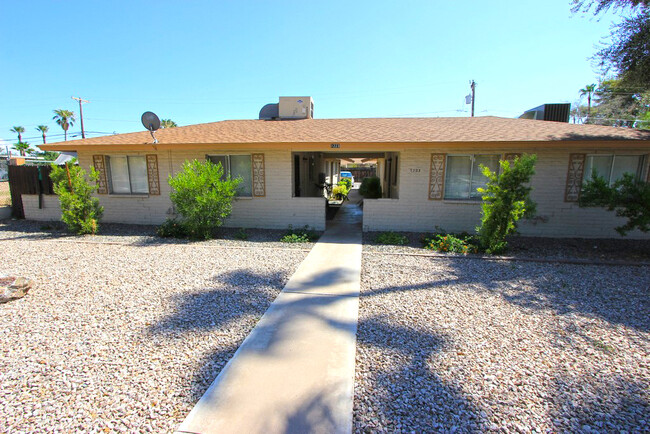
top-left (278, 96), bottom-right (314, 119)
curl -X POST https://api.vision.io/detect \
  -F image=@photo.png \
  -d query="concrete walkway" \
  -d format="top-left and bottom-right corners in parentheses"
top-left (176, 196), bottom-right (362, 434)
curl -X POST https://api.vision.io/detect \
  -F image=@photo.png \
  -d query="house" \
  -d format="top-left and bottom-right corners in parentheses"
top-left (35, 97), bottom-right (650, 238)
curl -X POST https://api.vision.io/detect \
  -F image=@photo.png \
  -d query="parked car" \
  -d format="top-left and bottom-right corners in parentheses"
top-left (340, 170), bottom-right (354, 185)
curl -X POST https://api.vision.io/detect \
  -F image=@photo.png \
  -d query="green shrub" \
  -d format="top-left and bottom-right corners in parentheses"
top-left (157, 218), bottom-right (187, 238)
top-left (359, 177), bottom-right (382, 198)
top-left (579, 173), bottom-right (650, 235)
top-left (476, 154), bottom-right (537, 254)
top-left (338, 178), bottom-right (352, 190)
top-left (281, 225), bottom-right (318, 243)
top-left (50, 161), bottom-right (104, 235)
top-left (331, 184), bottom-right (350, 200)
top-left (168, 159), bottom-right (240, 240)
top-left (234, 227), bottom-right (249, 240)
top-left (374, 231), bottom-right (409, 245)
top-left (424, 233), bottom-right (479, 254)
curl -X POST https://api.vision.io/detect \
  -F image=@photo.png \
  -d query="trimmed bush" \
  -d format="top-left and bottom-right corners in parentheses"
top-left (167, 159), bottom-right (240, 240)
top-left (50, 161), bottom-right (104, 235)
top-left (476, 154), bottom-right (537, 254)
top-left (359, 176), bottom-right (382, 198)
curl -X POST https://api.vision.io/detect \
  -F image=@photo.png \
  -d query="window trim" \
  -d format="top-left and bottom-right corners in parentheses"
top-left (105, 155), bottom-right (150, 195)
top-left (444, 153), bottom-right (500, 200)
top-left (206, 154), bottom-right (253, 198)
top-left (583, 154), bottom-right (644, 186)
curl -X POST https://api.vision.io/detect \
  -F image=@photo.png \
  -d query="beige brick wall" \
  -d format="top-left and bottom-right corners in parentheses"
top-left (46, 149), bottom-right (327, 230)
top-left (363, 148), bottom-right (650, 239)
top-left (22, 195), bottom-right (61, 221)
top-left (24, 146), bottom-right (648, 238)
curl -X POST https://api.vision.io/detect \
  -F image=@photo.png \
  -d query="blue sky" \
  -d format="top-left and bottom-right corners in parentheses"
top-left (0, 1), bottom-right (619, 149)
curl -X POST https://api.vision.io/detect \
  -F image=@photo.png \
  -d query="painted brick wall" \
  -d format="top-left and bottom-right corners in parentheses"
top-left (61, 150), bottom-right (326, 229)
top-left (25, 146), bottom-right (648, 238)
top-left (22, 195), bottom-right (61, 221)
top-left (363, 148), bottom-right (650, 239)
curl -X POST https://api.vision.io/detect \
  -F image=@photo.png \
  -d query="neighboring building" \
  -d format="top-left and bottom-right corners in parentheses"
top-left (35, 97), bottom-right (650, 238)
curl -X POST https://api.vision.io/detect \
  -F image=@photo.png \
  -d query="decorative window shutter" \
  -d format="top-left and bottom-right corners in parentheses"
top-left (146, 155), bottom-right (161, 195)
top-left (428, 153), bottom-right (446, 200)
top-left (92, 155), bottom-right (108, 194)
top-left (252, 153), bottom-right (266, 197)
top-left (503, 153), bottom-right (522, 163)
top-left (564, 153), bottom-right (586, 202)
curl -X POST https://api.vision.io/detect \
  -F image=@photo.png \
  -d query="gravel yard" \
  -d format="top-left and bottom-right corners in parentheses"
top-left (0, 222), bottom-right (308, 432)
top-left (355, 253), bottom-right (650, 432)
top-left (364, 231), bottom-right (650, 263)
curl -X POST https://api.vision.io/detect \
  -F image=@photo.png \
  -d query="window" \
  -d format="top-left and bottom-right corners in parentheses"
top-left (583, 155), bottom-right (644, 185)
top-left (444, 154), bottom-right (500, 200)
top-left (207, 155), bottom-right (252, 197)
top-left (106, 156), bottom-right (149, 194)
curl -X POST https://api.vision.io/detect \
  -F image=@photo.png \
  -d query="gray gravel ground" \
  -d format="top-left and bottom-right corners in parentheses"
top-left (0, 220), bottom-right (318, 251)
top-left (364, 231), bottom-right (650, 262)
top-left (355, 253), bottom-right (650, 432)
top-left (0, 226), bottom-right (308, 432)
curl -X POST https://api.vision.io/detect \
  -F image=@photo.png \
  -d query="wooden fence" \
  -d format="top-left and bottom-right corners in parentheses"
top-left (345, 167), bottom-right (377, 181)
top-left (8, 165), bottom-right (56, 219)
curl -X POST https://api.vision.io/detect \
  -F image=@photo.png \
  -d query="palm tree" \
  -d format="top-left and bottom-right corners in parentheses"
top-left (10, 126), bottom-right (25, 143)
top-left (14, 141), bottom-right (30, 157)
top-left (579, 84), bottom-right (597, 115)
top-left (36, 125), bottom-right (49, 144)
top-left (160, 119), bottom-right (178, 128)
top-left (52, 109), bottom-right (75, 141)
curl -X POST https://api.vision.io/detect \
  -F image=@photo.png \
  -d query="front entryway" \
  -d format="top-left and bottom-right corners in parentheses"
top-left (327, 184), bottom-right (363, 231)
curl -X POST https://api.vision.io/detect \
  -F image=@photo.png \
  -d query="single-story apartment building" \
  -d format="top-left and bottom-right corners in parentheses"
top-left (35, 97), bottom-right (650, 238)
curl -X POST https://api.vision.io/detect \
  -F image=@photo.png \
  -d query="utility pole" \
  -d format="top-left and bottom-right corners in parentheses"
top-left (71, 96), bottom-right (89, 138)
top-left (469, 80), bottom-right (476, 117)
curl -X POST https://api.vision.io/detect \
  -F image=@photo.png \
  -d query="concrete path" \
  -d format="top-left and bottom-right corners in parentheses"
top-left (176, 196), bottom-right (362, 434)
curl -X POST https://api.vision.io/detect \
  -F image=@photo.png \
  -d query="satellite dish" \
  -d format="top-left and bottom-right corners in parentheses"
top-left (141, 111), bottom-right (161, 131)
top-left (141, 111), bottom-right (161, 144)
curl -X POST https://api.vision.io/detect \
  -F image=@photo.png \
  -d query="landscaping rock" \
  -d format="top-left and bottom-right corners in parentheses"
top-left (0, 276), bottom-right (32, 303)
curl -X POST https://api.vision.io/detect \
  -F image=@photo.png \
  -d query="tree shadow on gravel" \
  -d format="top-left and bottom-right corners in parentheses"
top-left (548, 374), bottom-right (649, 431)
top-left (147, 269), bottom-right (288, 336)
top-left (365, 257), bottom-right (650, 333)
top-left (148, 266), bottom-right (359, 407)
top-left (354, 316), bottom-right (486, 432)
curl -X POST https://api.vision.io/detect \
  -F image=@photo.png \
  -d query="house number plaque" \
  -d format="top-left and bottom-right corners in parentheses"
top-left (410, 168), bottom-right (421, 173)
top-left (331, 143), bottom-right (340, 148)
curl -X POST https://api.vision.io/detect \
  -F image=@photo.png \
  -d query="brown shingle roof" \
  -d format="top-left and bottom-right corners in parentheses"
top-left (41, 116), bottom-right (650, 149)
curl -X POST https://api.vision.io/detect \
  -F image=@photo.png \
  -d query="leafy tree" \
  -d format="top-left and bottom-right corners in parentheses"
top-left (52, 109), bottom-right (75, 141)
top-left (39, 151), bottom-right (60, 161)
top-left (167, 159), bottom-right (240, 240)
top-left (50, 161), bottom-right (104, 235)
top-left (10, 126), bottom-right (25, 143)
top-left (36, 125), bottom-right (49, 144)
top-left (574, 1), bottom-right (650, 90)
top-left (584, 79), bottom-right (647, 126)
top-left (476, 154), bottom-right (537, 254)
top-left (14, 141), bottom-right (31, 157)
top-left (160, 119), bottom-right (178, 128)
top-left (579, 173), bottom-right (650, 235)
top-left (579, 83), bottom-right (597, 114)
